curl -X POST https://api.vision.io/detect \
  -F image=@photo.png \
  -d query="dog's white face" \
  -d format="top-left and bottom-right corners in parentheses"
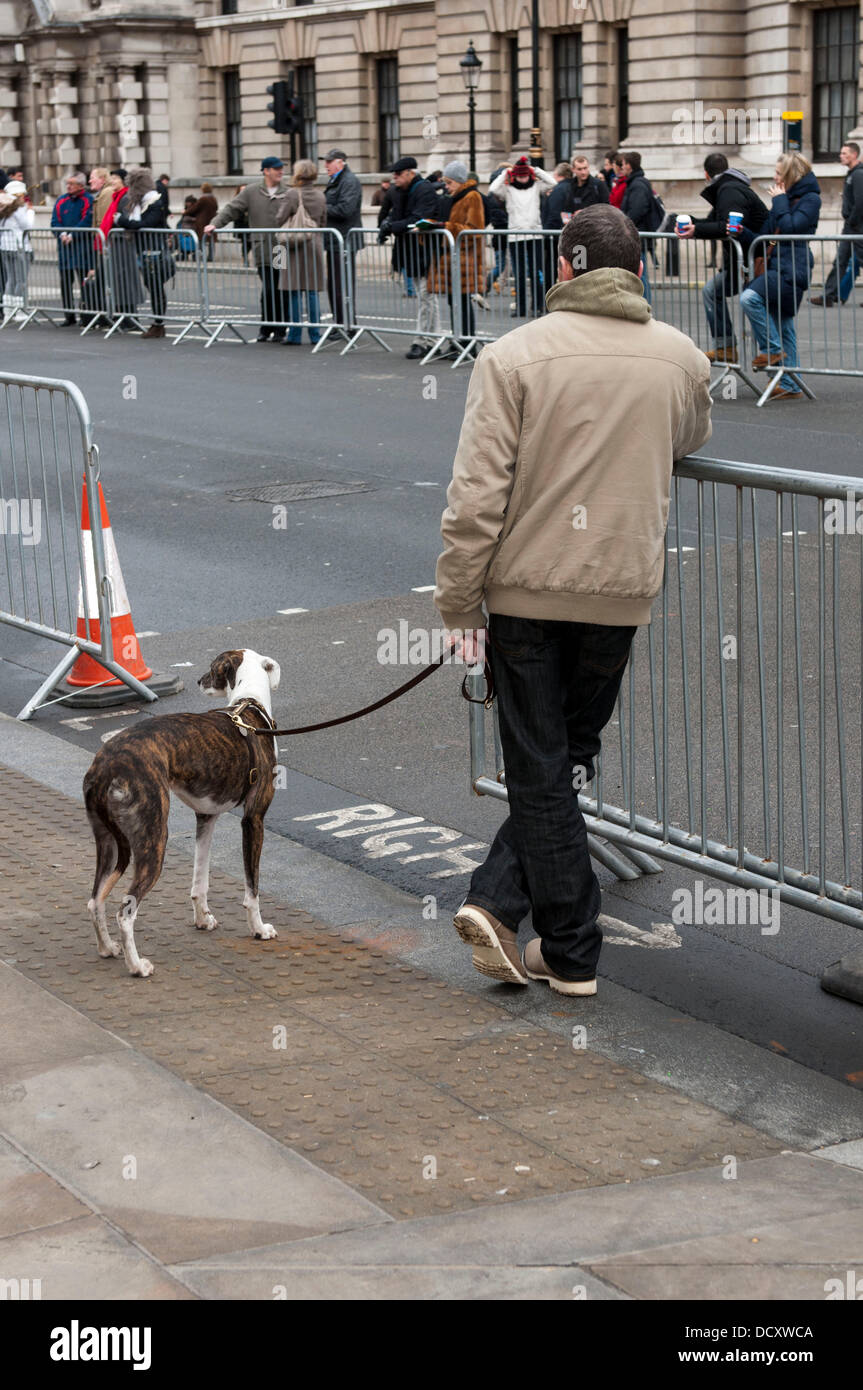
top-left (198, 648), bottom-right (281, 699)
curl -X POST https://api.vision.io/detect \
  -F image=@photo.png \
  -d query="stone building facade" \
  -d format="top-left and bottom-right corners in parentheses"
top-left (1, 0), bottom-right (860, 208)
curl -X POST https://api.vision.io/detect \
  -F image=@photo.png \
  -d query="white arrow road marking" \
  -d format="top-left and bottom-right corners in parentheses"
top-left (600, 914), bottom-right (682, 949)
top-left (59, 708), bottom-right (141, 732)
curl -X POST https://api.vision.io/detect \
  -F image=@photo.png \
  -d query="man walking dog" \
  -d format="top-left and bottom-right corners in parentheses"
top-left (435, 204), bottom-right (712, 995)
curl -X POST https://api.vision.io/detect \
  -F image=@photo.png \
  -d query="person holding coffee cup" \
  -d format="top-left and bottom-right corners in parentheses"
top-left (674, 152), bottom-right (769, 362)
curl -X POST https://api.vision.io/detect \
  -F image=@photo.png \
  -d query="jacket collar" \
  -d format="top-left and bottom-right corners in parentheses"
top-left (545, 267), bottom-right (651, 322)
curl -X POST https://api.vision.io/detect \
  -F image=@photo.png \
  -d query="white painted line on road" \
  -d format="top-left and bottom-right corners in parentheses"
top-left (137, 630), bottom-right (160, 637)
top-left (278, 607), bottom-right (308, 615)
top-left (411, 585), bottom-right (436, 593)
top-left (600, 914), bottom-right (682, 949)
top-left (666, 547), bottom-right (696, 554)
top-left (782, 531), bottom-right (808, 537)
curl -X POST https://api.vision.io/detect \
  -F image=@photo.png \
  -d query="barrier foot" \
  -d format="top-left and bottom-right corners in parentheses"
top-left (709, 364), bottom-right (759, 399)
top-left (340, 327), bottom-right (366, 355)
top-left (451, 338), bottom-right (480, 369)
top-left (204, 322), bottom-right (228, 348)
top-left (172, 320), bottom-right (197, 345)
top-left (821, 948), bottom-right (863, 1006)
top-left (16, 645), bottom-right (81, 721)
top-left (610, 842), bottom-right (664, 875)
top-left (310, 325), bottom-right (335, 353)
top-left (755, 368), bottom-right (784, 407)
top-left (103, 315), bottom-right (144, 341)
top-left (587, 835), bottom-right (643, 882)
top-left (51, 665), bottom-right (180, 709)
top-left (15, 310), bottom-right (38, 332)
top-left (79, 313), bottom-right (102, 337)
top-left (421, 336), bottom-right (459, 364)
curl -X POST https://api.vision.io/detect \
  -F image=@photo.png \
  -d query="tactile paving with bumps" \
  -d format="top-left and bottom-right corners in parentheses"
top-left (0, 765), bottom-right (782, 1216)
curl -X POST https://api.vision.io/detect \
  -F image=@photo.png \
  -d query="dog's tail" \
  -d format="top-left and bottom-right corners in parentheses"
top-left (84, 778), bottom-right (132, 882)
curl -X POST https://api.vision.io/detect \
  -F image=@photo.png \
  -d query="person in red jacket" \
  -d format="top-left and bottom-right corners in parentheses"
top-left (609, 155), bottom-right (627, 209)
top-left (82, 168), bottom-right (127, 328)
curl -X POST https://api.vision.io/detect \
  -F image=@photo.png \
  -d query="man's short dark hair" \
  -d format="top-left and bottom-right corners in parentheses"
top-left (623, 151), bottom-right (641, 171)
top-left (844, 140), bottom-right (861, 157)
top-left (704, 152), bottom-right (729, 179)
top-left (605, 150), bottom-right (617, 162)
top-left (559, 205), bottom-right (641, 278)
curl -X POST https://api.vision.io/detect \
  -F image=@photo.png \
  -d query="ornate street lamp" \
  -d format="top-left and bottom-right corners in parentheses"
top-left (530, 0), bottom-right (544, 166)
top-left (460, 40), bottom-right (482, 173)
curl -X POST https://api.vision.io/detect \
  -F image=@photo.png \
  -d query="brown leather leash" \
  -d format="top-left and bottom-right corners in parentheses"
top-left (222, 653), bottom-right (494, 739)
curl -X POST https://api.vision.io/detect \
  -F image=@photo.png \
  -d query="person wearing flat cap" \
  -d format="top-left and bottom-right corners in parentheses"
top-left (322, 150), bottom-right (362, 331)
top-left (204, 156), bottom-right (289, 340)
top-left (381, 155), bottom-right (446, 358)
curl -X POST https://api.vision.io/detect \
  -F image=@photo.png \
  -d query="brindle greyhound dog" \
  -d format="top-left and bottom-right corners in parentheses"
top-left (84, 649), bottom-right (281, 977)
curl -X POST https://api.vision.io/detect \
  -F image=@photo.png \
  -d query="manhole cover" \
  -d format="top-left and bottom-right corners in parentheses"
top-left (226, 481), bottom-right (370, 504)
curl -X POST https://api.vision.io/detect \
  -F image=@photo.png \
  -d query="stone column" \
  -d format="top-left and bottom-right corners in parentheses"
top-left (38, 70), bottom-right (81, 178)
top-left (144, 64), bottom-right (172, 174)
top-left (0, 70), bottom-right (21, 171)
top-left (115, 66), bottom-right (147, 167)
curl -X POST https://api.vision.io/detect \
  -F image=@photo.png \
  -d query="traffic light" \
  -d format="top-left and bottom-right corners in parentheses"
top-left (267, 81), bottom-right (290, 134)
top-left (267, 80), bottom-right (303, 135)
top-left (285, 94), bottom-right (303, 136)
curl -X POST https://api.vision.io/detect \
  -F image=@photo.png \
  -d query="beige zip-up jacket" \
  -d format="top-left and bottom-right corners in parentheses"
top-left (435, 267), bottom-right (712, 630)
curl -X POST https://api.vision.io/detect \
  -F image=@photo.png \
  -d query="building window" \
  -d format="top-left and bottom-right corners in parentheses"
top-left (616, 26), bottom-right (629, 143)
top-left (224, 69), bottom-right (242, 175)
top-left (813, 6), bottom-right (859, 161)
top-left (221, 1), bottom-right (238, 14)
top-left (376, 57), bottom-right (399, 170)
top-left (554, 33), bottom-right (583, 161)
top-left (296, 64), bottom-right (317, 163)
top-left (508, 35), bottom-right (519, 145)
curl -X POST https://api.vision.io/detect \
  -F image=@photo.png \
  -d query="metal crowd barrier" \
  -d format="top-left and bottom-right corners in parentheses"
top-left (199, 227), bottom-right (349, 349)
top-left (102, 227), bottom-right (207, 339)
top-left (745, 234), bottom-right (863, 403)
top-left (639, 233), bottom-right (755, 398)
top-left (345, 227), bottom-right (460, 359)
top-left (0, 227), bottom-right (103, 331)
top-left (0, 372), bottom-right (158, 719)
top-left (450, 228), bottom-right (558, 366)
top-left (468, 454), bottom-right (863, 929)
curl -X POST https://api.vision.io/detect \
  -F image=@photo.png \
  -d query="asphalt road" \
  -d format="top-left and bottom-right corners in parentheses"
top-left (1, 324), bottom-right (862, 1093)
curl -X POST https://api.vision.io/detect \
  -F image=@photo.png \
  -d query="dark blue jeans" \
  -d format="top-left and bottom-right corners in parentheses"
top-left (467, 614), bottom-right (636, 981)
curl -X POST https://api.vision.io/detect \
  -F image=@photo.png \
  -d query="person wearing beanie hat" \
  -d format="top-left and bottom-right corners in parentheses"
top-left (0, 180), bottom-right (34, 320)
top-left (442, 160), bottom-right (469, 185)
top-left (426, 163), bottom-right (485, 356)
top-left (489, 154), bottom-right (556, 317)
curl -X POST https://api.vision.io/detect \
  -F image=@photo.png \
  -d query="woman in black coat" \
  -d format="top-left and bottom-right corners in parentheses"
top-left (113, 166), bottom-right (172, 338)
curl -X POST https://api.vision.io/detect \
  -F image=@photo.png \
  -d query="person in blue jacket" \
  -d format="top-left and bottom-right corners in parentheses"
top-left (50, 171), bottom-right (94, 325)
top-left (735, 152), bottom-right (821, 401)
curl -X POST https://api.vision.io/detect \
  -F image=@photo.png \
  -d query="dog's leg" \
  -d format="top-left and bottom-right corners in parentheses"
top-left (116, 789), bottom-right (169, 978)
top-left (191, 812), bottom-right (219, 930)
top-left (241, 812), bottom-right (277, 940)
top-left (86, 805), bottom-right (129, 959)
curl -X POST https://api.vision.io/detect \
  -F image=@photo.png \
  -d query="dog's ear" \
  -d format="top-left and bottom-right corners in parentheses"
top-left (198, 649), bottom-right (244, 695)
top-left (262, 657), bottom-right (281, 691)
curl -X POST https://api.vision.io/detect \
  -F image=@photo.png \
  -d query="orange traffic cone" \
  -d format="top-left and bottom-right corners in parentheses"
top-left (66, 477), bottom-right (153, 688)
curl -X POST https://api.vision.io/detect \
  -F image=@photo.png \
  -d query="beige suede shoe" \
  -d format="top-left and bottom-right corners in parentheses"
top-left (452, 904), bottom-right (528, 985)
top-left (522, 938), bottom-right (597, 996)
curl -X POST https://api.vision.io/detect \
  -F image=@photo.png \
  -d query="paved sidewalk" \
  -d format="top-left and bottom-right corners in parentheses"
top-left (1, 727), bottom-right (863, 1298)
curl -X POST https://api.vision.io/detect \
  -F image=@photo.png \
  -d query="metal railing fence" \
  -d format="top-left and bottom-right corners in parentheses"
top-left (467, 454), bottom-right (863, 929)
top-left (345, 227), bottom-right (460, 359)
top-left (0, 372), bottom-right (158, 719)
top-left (199, 227), bottom-right (349, 349)
top-left (745, 234), bottom-right (863, 402)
